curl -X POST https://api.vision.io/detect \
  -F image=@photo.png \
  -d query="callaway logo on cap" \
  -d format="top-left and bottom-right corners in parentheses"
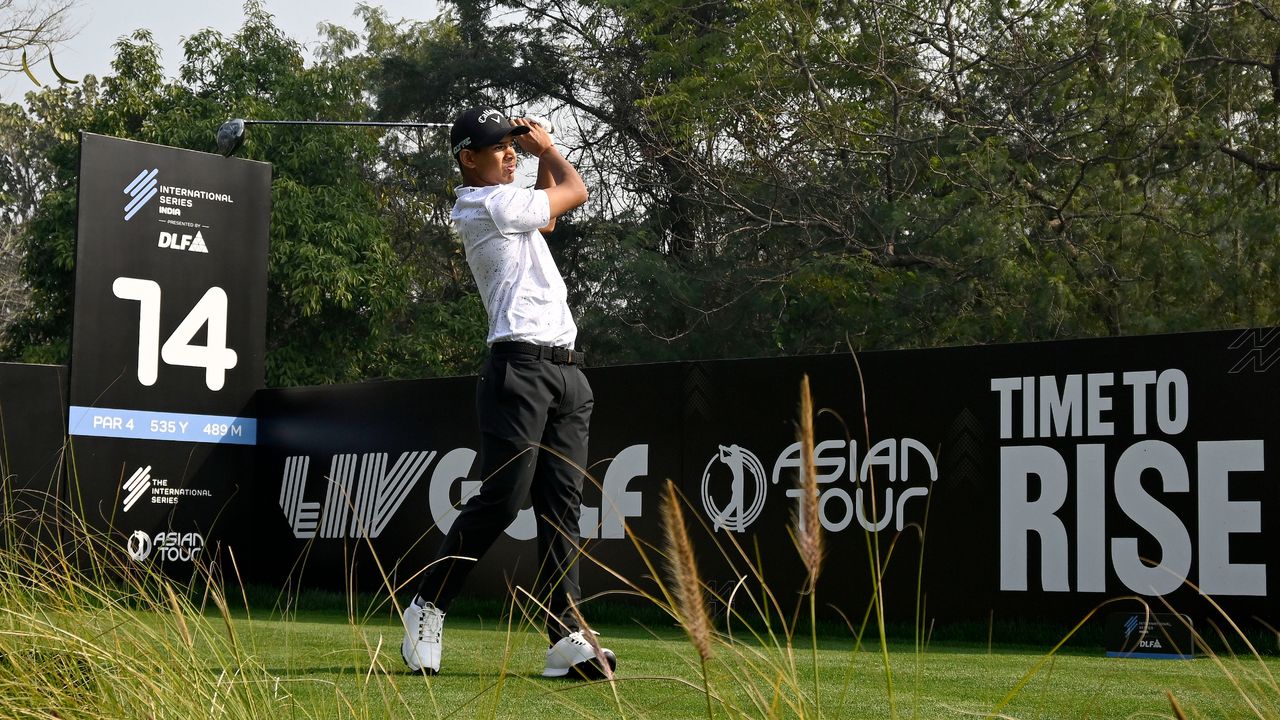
top-left (450, 107), bottom-right (530, 156)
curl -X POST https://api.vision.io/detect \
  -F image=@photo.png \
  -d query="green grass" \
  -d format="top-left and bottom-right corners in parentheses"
top-left (6, 411), bottom-right (1279, 719)
top-left (150, 605), bottom-right (1275, 719)
top-left (2, 523), bottom-right (1277, 720)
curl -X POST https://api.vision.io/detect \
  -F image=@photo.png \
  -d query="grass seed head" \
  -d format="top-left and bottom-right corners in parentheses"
top-left (661, 480), bottom-right (713, 662)
top-left (797, 374), bottom-right (824, 592)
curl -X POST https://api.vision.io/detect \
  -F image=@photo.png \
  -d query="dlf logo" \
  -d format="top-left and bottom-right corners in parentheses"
top-left (158, 231), bottom-right (209, 253)
top-left (124, 169), bottom-right (158, 221)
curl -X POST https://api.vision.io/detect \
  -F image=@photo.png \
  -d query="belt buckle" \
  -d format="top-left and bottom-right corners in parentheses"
top-left (566, 349), bottom-right (575, 365)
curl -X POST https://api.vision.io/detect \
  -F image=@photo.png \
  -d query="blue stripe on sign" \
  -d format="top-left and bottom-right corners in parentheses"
top-left (69, 406), bottom-right (257, 445)
top-left (1104, 651), bottom-right (1193, 660)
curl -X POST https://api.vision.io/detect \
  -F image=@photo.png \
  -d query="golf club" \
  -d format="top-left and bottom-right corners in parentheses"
top-left (216, 115), bottom-right (555, 157)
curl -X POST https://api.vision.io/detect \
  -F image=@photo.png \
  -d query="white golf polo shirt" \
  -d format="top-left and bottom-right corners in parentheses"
top-left (451, 184), bottom-right (578, 349)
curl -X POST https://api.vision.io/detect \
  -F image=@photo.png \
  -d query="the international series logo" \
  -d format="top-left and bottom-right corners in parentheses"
top-left (1123, 615), bottom-right (1140, 641)
top-left (122, 465), bottom-right (152, 512)
top-left (119, 465), bottom-right (212, 510)
top-left (124, 168), bottom-right (159, 221)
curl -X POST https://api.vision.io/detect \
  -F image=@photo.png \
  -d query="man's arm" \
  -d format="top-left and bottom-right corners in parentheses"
top-left (512, 118), bottom-right (587, 233)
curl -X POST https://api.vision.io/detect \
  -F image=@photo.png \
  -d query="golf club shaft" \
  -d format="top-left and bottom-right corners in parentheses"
top-left (245, 116), bottom-right (555, 132)
top-left (242, 119), bottom-right (452, 129)
top-left (217, 114), bottom-right (554, 157)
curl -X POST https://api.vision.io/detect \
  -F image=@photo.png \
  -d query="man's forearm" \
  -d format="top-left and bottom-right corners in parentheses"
top-left (535, 149), bottom-right (558, 191)
top-left (538, 147), bottom-right (588, 216)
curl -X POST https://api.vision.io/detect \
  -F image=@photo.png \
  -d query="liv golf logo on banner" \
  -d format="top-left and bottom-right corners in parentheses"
top-left (277, 445), bottom-right (650, 542)
top-left (68, 133), bottom-right (270, 567)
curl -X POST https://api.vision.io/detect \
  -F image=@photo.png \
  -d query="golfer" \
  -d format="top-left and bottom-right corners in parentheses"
top-left (401, 107), bottom-right (616, 679)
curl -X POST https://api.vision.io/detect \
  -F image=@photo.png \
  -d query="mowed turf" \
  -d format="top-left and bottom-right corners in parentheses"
top-left (215, 608), bottom-right (1280, 719)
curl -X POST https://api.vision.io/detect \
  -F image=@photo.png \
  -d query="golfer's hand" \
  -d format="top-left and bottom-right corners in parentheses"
top-left (513, 117), bottom-right (555, 157)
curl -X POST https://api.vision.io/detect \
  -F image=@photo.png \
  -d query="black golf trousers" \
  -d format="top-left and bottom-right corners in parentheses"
top-left (415, 347), bottom-right (592, 643)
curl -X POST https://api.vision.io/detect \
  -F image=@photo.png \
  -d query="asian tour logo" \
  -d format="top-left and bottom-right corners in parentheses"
top-left (700, 438), bottom-right (938, 533)
top-left (701, 445), bottom-right (768, 532)
top-left (124, 168), bottom-right (159, 221)
top-left (127, 530), bottom-right (151, 561)
top-left (127, 530), bottom-right (203, 563)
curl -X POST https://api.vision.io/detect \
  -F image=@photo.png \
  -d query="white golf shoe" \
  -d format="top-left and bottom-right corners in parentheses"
top-left (401, 599), bottom-right (444, 674)
top-left (542, 630), bottom-right (617, 679)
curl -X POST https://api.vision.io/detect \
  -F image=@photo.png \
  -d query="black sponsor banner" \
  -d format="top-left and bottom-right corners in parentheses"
top-left (68, 134), bottom-right (270, 568)
top-left (247, 327), bottom-right (1279, 626)
top-left (0, 363), bottom-right (69, 546)
top-left (246, 366), bottom-right (677, 598)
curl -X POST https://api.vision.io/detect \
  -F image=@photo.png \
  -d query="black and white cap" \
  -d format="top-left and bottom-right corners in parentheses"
top-left (450, 107), bottom-right (530, 156)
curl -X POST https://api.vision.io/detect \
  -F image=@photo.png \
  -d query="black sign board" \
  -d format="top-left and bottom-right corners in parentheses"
top-left (0, 362), bottom-right (69, 548)
top-left (68, 133), bottom-right (270, 567)
top-left (1105, 612), bottom-right (1195, 659)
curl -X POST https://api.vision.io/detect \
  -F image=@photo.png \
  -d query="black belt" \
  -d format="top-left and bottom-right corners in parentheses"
top-left (491, 341), bottom-right (586, 366)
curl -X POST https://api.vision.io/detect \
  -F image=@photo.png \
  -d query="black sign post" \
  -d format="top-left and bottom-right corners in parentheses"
top-left (68, 133), bottom-right (270, 569)
top-left (1105, 612), bottom-right (1195, 659)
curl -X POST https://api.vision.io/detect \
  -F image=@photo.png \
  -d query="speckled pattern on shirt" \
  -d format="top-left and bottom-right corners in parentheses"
top-left (451, 184), bottom-right (577, 348)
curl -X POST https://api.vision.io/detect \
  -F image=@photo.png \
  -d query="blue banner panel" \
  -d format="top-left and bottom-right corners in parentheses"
top-left (68, 406), bottom-right (257, 445)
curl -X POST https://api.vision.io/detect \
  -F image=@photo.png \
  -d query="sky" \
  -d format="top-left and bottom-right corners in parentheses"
top-left (3, 0), bottom-right (440, 103)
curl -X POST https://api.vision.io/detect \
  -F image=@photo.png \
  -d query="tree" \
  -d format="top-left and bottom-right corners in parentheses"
top-left (366, 0), bottom-right (1278, 365)
top-left (1, 4), bottom-right (426, 385)
top-left (1, 0), bottom-right (78, 92)
top-left (0, 98), bottom-right (56, 329)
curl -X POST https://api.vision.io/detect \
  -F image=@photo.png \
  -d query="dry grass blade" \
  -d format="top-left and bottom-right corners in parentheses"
top-left (566, 600), bottom-right (616, 682)
top-left (1167, 689), bottom-right (1189, 720)
top-left (662, 480), bottom-right (714, 664)
top-left (661, 480), bottom-right (721, 719)
top-left (164, 582), bottom-right (193, 648)
top-left (796, 374), bottom-right (823, 593)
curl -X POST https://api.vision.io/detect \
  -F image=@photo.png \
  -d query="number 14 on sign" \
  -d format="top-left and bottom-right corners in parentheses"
top-left (112, 277), bottom-right (238, 391)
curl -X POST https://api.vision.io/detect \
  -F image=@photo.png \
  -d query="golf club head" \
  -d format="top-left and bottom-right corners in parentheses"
top-left (216, 118), bottom-right (246, 157)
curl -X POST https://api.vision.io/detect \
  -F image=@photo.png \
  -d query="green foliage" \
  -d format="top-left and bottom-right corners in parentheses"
top-left (378, 0), bottom-right (1279, 364)
top-left (4, 0), bottom-right (1278, 380)
top-left (1, 4), bottom-right (448, 384)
